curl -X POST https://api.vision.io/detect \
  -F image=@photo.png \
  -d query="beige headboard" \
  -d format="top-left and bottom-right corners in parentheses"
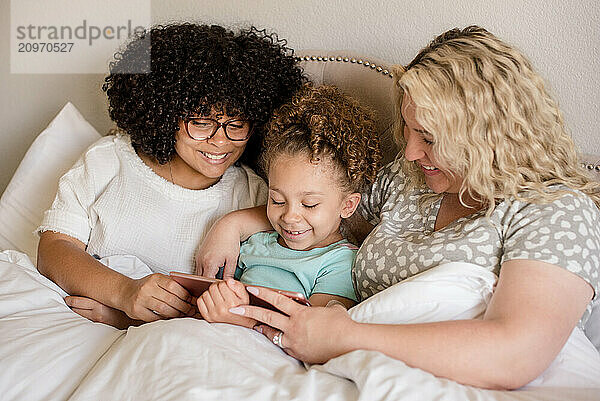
top-left (297, 51), bottom-right (600, 183)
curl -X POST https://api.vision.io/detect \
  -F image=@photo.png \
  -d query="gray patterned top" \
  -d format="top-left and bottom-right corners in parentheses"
top-left (354, 159), bottom-right (600, 327)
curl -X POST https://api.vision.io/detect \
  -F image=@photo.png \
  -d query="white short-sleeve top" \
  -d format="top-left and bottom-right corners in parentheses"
top-left (356, 159), bottom-right (600, 327)
top-left (37, 134), bottom-right (268, 274)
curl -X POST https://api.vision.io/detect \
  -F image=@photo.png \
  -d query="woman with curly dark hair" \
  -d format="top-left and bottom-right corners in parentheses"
top-left (195, 84), bottom-right (382, 328)
top-left (36, 23), bottom-right (304, 328)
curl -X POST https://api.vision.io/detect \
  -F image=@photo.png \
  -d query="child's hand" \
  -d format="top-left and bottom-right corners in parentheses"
top-left (197, 278), bottom-right (257, 328)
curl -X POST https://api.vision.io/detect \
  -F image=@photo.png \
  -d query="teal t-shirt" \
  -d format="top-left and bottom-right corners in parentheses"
top-left (235, 231), bottom-right (358, 301)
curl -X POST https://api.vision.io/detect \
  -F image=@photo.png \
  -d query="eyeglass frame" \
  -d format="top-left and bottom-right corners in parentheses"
top-left (183, 117), bottom-right (254, 142)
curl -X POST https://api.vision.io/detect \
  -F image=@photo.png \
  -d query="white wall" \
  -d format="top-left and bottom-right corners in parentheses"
top-left (1, 0), bottom-right (599, 193)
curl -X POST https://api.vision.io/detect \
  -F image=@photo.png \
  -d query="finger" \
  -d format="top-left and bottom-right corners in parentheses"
top-left (202, 264), bottom-right (217, 278)
top-left (222, 257), bottom-right (238, 279)
top-left (197, 298), bottom-right (210, 319)
top-left (208, 282), bottom-right (226, 305)
top-left (229, 305), bottom-right (289, 332)
top-left (259, 325), bottom-right (291, 350)
top-left (283, 348), bottom-right (300, 359)
top-left (187, 297), bottom-right (199, 316)
top-left (200, 290), bottom-right (216, 310)
top-left (70, 307), bottom-right (96, 320)
top-left (125, 304), bottom-right (160, 322)
top-left (141, 309), bottom-right (161, 322)
top-left (155, 291), bottom-right (193, 315)
top-left (148, 297), bottom-right (183, 318)
top-left (154, 281), bottom-right (194, 314)
top-left (158, 277), bottom-right (192, 303)
top-left (195, 260), bottom-right (205, 276)
top-left (199, 259), bottom-right (222, 278)
top-left (246, 286), bottom-right (305, 316)
top-left (329, 303), bottom-right (348, 313)
top-left (65, 296), bottom-right (94, 310)
top-left (194, 256), bottom-right (202, 275)
top-left (225, 278), bottom-right (249, 302)
top-left (258, 324), bottom-right (278, 340)
top-left (216, 282), bottom-right (236, 305)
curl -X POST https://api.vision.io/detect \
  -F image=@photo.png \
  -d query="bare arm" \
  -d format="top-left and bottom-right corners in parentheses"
top-left (196, 205), bottom-right (273, 278)
top-left (38, 231), bottom-right (133, 309)
top-left (231, 259), bottom-right (593, 390)
top-left (308, 293), bottom-right (355, 309)
top-left (38, 231), bottom-right (193, 323)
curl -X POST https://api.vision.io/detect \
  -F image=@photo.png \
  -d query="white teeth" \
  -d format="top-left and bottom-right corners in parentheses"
top-left (422, 165), bottom-right (437, 170)
top-left (201, 151), bottom-right (227, 160)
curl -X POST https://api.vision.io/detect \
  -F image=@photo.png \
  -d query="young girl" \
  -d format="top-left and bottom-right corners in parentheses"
top-left (196, 84), bottom-right (382, 329)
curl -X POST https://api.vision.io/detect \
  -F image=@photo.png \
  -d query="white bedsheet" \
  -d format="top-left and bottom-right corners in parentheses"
top-left (1, 251), bottom-right (599, 401)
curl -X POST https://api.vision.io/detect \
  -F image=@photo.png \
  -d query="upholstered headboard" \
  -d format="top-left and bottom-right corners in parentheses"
top-left (297, 51), bottom-right (600, 183)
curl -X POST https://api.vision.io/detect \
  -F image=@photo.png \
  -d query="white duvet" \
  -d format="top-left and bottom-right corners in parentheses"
top-left (1, 250), bottom-right (599, 401)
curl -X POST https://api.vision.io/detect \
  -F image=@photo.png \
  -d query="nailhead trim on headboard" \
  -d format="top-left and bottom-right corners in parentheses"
top-left (296, 55), bottom-right (395, 79)
top-left (297, 54), bottom-right (600, 179)
top-left (581, 162), bottom-right (600, 172)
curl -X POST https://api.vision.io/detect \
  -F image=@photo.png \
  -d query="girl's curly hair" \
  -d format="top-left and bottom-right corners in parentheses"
top-left (102, 23), bottom-right (305, 169)
top-left (262, 84), bottom-right (382, 193)
top-left (393, 25), bottom-right (600, 213)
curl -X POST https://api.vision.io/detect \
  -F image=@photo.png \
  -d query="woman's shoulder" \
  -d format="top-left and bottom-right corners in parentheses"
top-left (87, 133), bottom-right (126, 150)
top-left (497, 186), bottom-right (598, 217)
top-left (232, 164), bottom-right (265, 186)
top-left (378, 158), bottom-right (406, 180)
top-left (493, 186), bottom-right (600, 234)
top-left (223, 164), bottom-right (268, 206)
top-left (75, 134), bottom-right (125, 162)
top-left (63, 134), bottom-right (123, 176)
top-left (315, 240), bottom-right (359, 263)
top-left (368, 158), bottom-right (408, 196)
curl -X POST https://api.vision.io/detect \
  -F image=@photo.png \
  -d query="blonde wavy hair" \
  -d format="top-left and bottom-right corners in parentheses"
top-left (262, 83), bottom-right (382, 193)
top-left (393, 26), bottom-right (600, 213)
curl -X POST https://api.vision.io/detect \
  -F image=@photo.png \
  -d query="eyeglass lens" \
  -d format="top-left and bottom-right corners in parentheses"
top-left (187, 118), bottom-right (251, 141)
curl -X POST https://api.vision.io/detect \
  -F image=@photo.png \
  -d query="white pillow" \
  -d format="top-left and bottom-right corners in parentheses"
top-left (585, 300), bottom-right (600, 351)
top-left (348, 262), bottom-right (497, 324)
top-left (348, 262), bottom-right (600, 389)
top-left (0, 103), bottom-right (101, 259)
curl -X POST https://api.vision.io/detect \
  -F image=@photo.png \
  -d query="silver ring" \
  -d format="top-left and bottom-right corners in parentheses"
top-left (272, 331), bottom-right (284, 348)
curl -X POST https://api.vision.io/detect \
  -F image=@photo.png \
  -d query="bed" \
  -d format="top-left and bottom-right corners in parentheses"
top-left (0, 52), bottom-right (599, 401)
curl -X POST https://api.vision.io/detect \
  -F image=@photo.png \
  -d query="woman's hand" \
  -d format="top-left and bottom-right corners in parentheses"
top-left (229, 286), bottom-right (357, 363)
top-left (197, 278), bottom-right (257, 328)
top-left (65, 296), bottom-right (141, 329)
top-left (119, 273), bottom-right (194, 322)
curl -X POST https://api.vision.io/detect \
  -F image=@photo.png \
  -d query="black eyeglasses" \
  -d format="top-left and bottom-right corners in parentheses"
top-left (184, 117), bottom-right (253, 141)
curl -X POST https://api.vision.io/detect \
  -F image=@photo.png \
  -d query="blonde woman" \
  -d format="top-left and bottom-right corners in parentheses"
top-left (197, 26), bottom-right (600, 389)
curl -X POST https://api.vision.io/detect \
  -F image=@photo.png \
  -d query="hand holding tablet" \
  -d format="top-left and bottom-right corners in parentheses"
top-left (169, 272), bottom-right (310, 312)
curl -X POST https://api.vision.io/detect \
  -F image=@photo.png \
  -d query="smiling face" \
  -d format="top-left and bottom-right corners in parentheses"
top-left (173, 110), bottom-right (249, 189)
top-left (401, 92), bottom-right (463, 194)
top-left (266, 153), bottom-right (360, 251)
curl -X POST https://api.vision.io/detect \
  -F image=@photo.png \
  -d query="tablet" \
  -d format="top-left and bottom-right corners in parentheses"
top-left (169, 272), bottom-right (310, 310)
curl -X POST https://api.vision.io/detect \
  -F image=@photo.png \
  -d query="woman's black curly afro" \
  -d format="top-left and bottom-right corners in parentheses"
top-left (102, 23), bottom-right (305, 169)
